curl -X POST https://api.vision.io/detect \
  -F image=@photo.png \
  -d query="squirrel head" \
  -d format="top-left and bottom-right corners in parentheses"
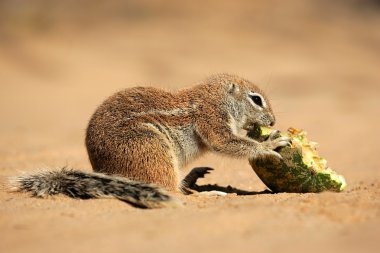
top-left (216, 74), bottom-right (276, 130)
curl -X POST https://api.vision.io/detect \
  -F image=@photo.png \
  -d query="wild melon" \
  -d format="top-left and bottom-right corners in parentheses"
top-left (247, 126), bottom-right (347, 193)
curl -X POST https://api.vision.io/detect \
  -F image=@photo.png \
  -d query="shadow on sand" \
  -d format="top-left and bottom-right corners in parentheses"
top-left (190, 183), bottom-right (272, 196)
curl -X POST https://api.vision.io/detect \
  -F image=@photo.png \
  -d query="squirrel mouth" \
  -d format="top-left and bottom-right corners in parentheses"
top-left (243, 122), bottom-right (272, 131)
top-left (243, 122), bottom-right (260, 131)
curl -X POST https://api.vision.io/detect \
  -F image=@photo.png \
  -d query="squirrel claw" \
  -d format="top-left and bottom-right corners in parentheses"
top-left (253, 150), bottom-right (283, 162)
top-left (268, 130), bottom-right (281, 140)
top-left (181, 167), bottom-right (214, 190)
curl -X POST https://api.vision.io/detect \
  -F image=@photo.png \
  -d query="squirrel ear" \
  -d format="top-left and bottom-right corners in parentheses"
top-left (228, 83), bottom-right (240, 94)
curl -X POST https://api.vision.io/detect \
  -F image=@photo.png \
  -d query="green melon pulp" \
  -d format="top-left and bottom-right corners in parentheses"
top-left (247, 126), bottom-right (347, 193)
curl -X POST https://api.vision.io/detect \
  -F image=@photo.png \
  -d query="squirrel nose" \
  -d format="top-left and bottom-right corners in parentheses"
top-left (269, 115), bottom-right (276, 127)
top-left (269, 118), bottom-right (275, 127)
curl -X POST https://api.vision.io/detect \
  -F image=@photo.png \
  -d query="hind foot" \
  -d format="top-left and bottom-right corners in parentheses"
top-left (180, 167), bottom-right (228, 197)
top-left (180, 167), bottom-right (213, 194)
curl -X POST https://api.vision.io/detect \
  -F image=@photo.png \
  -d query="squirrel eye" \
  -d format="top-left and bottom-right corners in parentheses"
top-left (249, 94), bottom-right (263, 107)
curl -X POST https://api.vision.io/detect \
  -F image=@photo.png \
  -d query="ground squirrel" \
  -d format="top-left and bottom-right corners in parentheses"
top-left (10, 74), bottom-right (291, 208)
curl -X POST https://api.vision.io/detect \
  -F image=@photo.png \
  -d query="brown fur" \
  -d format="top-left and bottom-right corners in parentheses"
top-left (85, 73), bottom-right (285, 192)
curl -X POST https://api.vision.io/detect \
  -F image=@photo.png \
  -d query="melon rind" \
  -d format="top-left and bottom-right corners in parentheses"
top-left (247, 126), bottom-right (347, 193)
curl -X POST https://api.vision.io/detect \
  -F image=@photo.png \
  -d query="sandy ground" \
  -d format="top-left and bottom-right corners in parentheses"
top-left (1, 1), bottom-right (380, 253)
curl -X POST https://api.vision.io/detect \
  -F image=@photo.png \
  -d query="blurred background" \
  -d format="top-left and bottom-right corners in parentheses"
top-left (1, 0), bottom-right (380, 180)
top-left (1, 0), bottom-right (380, 179)
top-left (1, 1), bottom-right (380, 253)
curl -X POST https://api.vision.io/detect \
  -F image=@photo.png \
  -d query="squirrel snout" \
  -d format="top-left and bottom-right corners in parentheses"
top-left (269, 115), bottom-right (276, 127)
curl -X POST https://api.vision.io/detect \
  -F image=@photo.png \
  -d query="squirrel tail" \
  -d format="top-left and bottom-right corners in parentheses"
top-left (8, 168), bottom-right (181, 209)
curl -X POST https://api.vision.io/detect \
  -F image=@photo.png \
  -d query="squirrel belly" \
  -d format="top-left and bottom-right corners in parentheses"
top-left (10, 74), bottom-right (290, 208)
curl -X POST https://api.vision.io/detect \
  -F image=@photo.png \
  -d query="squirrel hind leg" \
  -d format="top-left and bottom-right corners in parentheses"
top-left (180, 167), bottom-right (214, 194)
top-left (91, 125), bottom-right (182, 193)
top-left (180, 167), bottom-right (228, 197)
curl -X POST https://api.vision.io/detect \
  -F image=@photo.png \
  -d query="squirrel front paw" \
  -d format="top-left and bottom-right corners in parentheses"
top-left (254, 133), bottom-right (292, 160)
top-left (262, 131), bottom-right (292, 150)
